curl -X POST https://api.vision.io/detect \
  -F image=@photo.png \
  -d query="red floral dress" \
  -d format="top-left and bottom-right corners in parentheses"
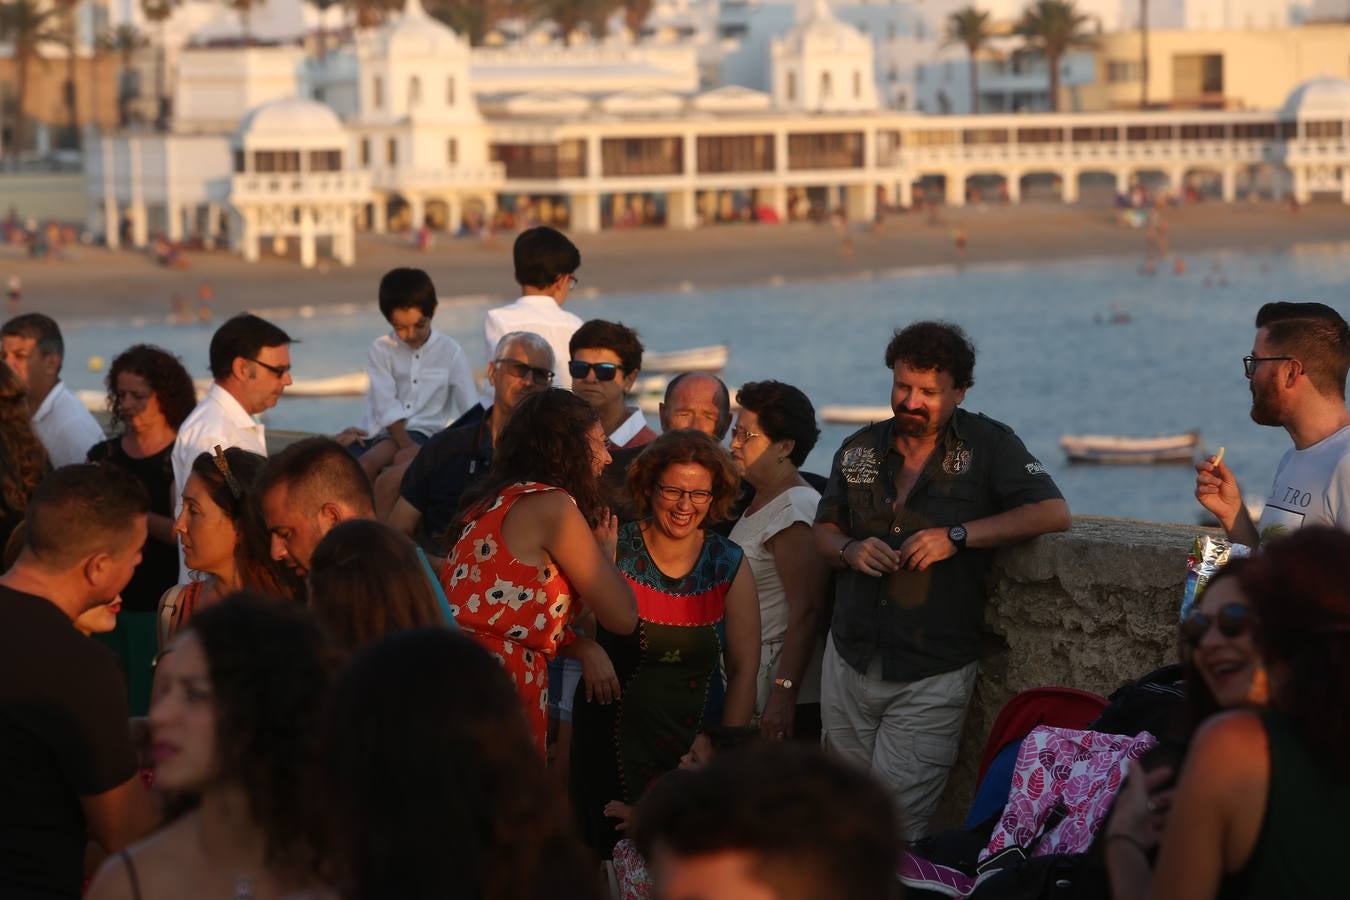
top-left (441, 482), bottom-right (577, 753)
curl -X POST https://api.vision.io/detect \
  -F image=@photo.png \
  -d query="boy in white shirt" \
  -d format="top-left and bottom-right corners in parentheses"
top-left (342, 269), bottom-right (476, 480)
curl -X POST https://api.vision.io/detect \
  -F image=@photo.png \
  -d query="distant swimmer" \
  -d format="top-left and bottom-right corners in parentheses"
top-left (952, 225), bottom-right (968, 257)
top-left (6, 274), bottom-right (19, 313)
top-left (1173, 257), bottom-right (1186, 276)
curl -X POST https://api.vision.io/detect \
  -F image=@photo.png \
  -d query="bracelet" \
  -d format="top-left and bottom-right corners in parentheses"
top-left (839, 538), bottom-right (858, 565)
top-left (1106, 833), bottom-right (1152, 856)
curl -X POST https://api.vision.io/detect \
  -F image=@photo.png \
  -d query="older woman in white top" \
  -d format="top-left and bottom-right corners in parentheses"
top-left (728, 380), bottom-right (830, 741)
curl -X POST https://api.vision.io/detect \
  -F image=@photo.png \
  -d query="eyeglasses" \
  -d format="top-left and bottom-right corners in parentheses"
top-left (566, 275), bottom-right (579, 290)
top-left (249, 358), bottom-right (292, 378)
top-left (1180, 602), bottom-right (1256, 648)
top-left (656, 484), bottom-right (714, 505)
top-left (1243, 355), bottom-right (1294, 378)
top-left (730, 427), bottom-right (765, 446)
top-left (569, 361), bottom-right (623, 382)
top-left (494, 358), bottom-right (554, 385)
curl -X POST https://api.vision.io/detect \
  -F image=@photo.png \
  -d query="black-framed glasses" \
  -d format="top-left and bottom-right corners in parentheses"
top-left (1243, 355), bottom-right (1294, 378)
top-left (656, 484), bottom-right (714, 505)
top-left (566, 275), bottom-right (579, 290)
top-left (249, 358), bottom-right (292, 378)
top-left (1180, 602), bottom-right (1256, 648)
top-left (730, 427), bottom-right (765, 445)
top-left (494, 358), bottom-right (554, 384)
top-left (569, 360), bottom-right (623, 382)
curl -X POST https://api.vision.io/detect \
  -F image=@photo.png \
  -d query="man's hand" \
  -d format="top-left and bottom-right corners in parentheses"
top-left (760, 687), bottom-right (797, 741)
top-left (843, 537), bottom-right (901, 576)
top-left (1195, 455), bottom-right (1243, 532)
top-left (897, 528), bottom-right (957, 572)
top-left (334, 426), bottom-right (368, 448)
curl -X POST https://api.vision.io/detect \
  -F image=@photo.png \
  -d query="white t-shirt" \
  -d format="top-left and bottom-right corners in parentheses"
top-left (360, 330), bottom-right (476, 437)
top-left (1256, 424), bottom-right (1350, 540)
top-left (31, 382), bottom-right (105, 467)
top-left (482, 295), bottom-right (581, 389)
top-left (729, 484), bottom-right (825, 711)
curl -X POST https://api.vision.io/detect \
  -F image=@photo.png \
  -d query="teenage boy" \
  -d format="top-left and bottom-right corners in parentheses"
top-left (484, 226), bottom-right (583, 389)
top-left (341, 268), bottom-right (477, 480)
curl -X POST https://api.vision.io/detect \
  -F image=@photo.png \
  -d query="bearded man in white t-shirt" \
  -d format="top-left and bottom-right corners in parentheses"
top-left (1197, 301), bottom-right (1350, 544)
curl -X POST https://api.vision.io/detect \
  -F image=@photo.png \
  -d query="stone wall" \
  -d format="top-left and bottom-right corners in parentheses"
top-left (934, 516), bottom-right (1210, 829)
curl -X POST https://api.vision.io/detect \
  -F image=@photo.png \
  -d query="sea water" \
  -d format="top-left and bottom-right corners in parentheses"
top-left (59, 241), bottom-right (1350, 525)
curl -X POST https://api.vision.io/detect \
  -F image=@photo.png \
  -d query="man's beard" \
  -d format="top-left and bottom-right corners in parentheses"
top-left (894, 410), bottom-right (928, 437)
top-left (1249, 381), bottom-right (1282, 427)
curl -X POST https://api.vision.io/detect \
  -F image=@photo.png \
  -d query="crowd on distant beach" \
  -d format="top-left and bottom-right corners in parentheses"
top-left (1, 224), bottom-right (1349, 900)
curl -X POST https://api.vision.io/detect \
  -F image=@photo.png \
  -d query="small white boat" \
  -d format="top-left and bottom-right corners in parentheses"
top-left (643, 345), bottom-right (729, 373)
top-left (821, 405), bottom-right (892, 425)
top-left (282, 372), bottom-right (371, 398)
top-left (1060, 431), bottom-right (1200, 464)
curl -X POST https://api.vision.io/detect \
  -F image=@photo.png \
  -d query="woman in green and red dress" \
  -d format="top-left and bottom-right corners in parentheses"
top-left (569, 430), bottom-right (760, 857)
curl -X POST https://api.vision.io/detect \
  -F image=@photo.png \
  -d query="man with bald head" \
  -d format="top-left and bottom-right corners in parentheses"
top-left (659, 371), bottom-right (732, 440)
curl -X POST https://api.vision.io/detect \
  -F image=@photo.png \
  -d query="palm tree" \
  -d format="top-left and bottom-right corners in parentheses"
top-left (531, 0), bottom-right (619, 45)
top-left (1138, 0), bottom-right (1148, 109)
top-left (1014, 0), bottom-right (1095, 112)
top-left (57, 0), bottom-right (82, 147)
top-left (230, 0), bottom-right (263, 44)
top-left (346, 0), bottom-right (400, 30)
top-left (140, 0), bottom-right (174, 128)
top-left (943, 6), bottom-right (993, 114)
top-left (427, 0), bottom-right (505, 44)
top-left (0, 0), bottom-right (64, 162)
top-left (621, 0), bottom-right (652, 38)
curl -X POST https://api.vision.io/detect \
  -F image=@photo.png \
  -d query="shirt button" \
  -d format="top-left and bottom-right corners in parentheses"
top-left (892, 526), bottom-right (901, 533)
top-left (413, 379), bottom-right (417, 384)
top-left (880, 599), bottom-right (888, 606)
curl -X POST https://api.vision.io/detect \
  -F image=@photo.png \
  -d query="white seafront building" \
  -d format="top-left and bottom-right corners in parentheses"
top-left (86, 0), bottom-right (1350, 267)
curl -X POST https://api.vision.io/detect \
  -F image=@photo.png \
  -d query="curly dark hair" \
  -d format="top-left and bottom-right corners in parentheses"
top-left (0, 362), bottom-right (47, 514)
top-left (105, 344), bottom-right (198, 432)
top-left (626, 430), bottom-right (741, 525)
top-left (1240, 526), bottom-right (1350, 769)
top-left (884, 320), bottom-right (976, 389)
top-left (189, 449), bottom-right (302, 602)
top-left (307, 519), bottom-right (444, 657)
top-left (455, 389), bottom-right (604, 528)
top-left (734, 380), bottom-right (820, 467)
top-left (187, 593), bottom-right (333, 875)
top-left (318, 628), bottom-right (599, 900)
top-left (632, 742), bottom-right (900, 900)
top-left (568, 319), bottom-right (644, 373)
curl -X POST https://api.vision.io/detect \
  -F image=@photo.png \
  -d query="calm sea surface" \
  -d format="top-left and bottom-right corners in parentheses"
top-left (61, 241), bottom-right (1350, 525)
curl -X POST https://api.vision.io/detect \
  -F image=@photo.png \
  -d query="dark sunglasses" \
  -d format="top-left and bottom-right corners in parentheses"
top-left (249, 358), bottom-right (291, 378)
top-left (494, 358), bottom-right (554, 384)
top-left (569, 360), bottom-right (623, 382)
top-left (1180, 602), bottom-right (1256, 648)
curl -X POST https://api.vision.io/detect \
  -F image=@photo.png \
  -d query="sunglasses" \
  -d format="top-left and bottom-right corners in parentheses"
top-left (1180, 602), bottom-right (1256, 648)
top-left (569, 361), bottom-right (623, 382)
top-left (495, 358), bottom-right (554, 385)
top-left (249, 358), bottom-right (291, 378)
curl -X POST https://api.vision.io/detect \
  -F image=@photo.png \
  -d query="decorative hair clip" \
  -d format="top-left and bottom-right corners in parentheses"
top-left (212, 445), bottom-right (244, 499)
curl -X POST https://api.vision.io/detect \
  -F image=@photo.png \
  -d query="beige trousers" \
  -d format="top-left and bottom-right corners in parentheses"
top-left (821, 633), bottom-right (978, 841)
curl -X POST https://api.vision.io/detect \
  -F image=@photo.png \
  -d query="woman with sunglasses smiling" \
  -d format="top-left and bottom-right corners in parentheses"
top-left (1107, 526), bottom-right (1350, 900)
top-left (569, 429), bottom-right (760, 858)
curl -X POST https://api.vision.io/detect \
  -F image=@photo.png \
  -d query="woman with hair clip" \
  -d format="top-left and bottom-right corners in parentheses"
top-left (307, 518), bottom-right (447, 657)
top-left (158, 447), bottom-right (299, 648)
top-left (0, 361), bottom-right (48, 551)
top-left (441, 388), bottom-right (637, 755)
top-left (1107, 526), bottom-right (1350, 900)
top-left (86, 593), bottom-right (333, 900)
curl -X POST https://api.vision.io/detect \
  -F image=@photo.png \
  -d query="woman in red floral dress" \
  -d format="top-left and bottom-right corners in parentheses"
top-left (442, 389), bottom-right (637, 753)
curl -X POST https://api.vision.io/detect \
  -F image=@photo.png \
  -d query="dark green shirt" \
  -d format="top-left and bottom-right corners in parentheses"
top-left (814, 407), bottom-right (1063, 682)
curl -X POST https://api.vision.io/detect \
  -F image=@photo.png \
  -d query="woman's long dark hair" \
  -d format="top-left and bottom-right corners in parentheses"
top-left (189, 449), bottom-right (301, 601)
top-left (105, 343), bottom-right (198, 433)
top-left (188, 593), bottom-right (333, 876)
top-left (307, 519), bottom-right (444, 657)
top-left (0, 362), bottom-right (47, 513)
top-left (317, 628), bottom-right (599, 900)
top-left (1241, 526), bottom-right (1350, 769)
top-left (453, 389), bottom-right (604, 530)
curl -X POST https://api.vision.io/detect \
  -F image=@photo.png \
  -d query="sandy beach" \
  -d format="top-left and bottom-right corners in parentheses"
top-left (3, 201), bottom-right (1347, 321)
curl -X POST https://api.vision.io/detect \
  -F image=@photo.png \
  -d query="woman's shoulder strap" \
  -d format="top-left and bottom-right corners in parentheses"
top-left (118, 849), bottom-right (145, 900)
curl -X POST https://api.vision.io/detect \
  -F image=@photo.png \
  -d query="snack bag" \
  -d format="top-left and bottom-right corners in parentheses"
top-left (1180, 535), bottom-right (1251, 620)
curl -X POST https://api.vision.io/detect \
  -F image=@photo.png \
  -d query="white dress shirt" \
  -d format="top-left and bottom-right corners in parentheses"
top-left (31, 381), bottom-right (105, 467)
top-left (361, 330), bottom-right (476, 438)
top-left (483, 294), bottom-right (582, 389)
top-left (171, 383), bottom-right (267, 502)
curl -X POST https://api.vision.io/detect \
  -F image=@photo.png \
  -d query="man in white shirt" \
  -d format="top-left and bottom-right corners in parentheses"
top-left (1197, 301), bottom-right (1350, 543)
top-left (2, 314), bottom-right (105, 466)
top-left (343, 268), bottom-right (476, 481)
top-left (484, 226), bottom-right (583, 390)
top-left (172, 313), bottom-right (294, 506)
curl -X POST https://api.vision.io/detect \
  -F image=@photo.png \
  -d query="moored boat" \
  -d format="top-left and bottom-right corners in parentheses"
top-left (643, 344), bottom-right (729, 373)
top-left (1060, 431), bottom-right (1200, 464)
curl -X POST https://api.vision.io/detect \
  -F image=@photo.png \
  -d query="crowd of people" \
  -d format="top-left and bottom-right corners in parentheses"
top-left (1, 223), bottom-right (1348, 900)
